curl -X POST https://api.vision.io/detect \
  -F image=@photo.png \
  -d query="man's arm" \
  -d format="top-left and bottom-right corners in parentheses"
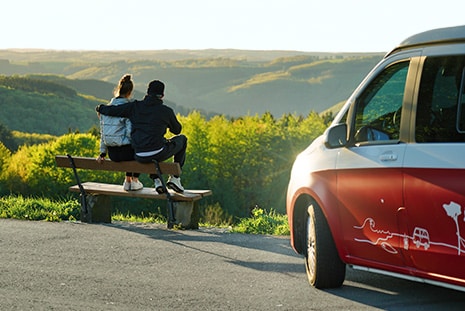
top-left (167, 108), bottom-right (182, 135)
top-left (96, 102), bottom-right (132, 118)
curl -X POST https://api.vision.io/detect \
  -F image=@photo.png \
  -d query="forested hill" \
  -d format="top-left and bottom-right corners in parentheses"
top-left (0, 75), bottom-right (187, 135)
top-left (0, 49), bottom-right (385, 134)
top-left (0, 75), bottom-right (103, 135)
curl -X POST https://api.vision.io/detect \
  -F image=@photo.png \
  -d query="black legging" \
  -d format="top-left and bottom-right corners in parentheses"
top-left (107, 144), bottom-right (140, 177)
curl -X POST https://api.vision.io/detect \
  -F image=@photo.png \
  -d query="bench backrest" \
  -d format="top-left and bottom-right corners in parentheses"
top-left (55, 155), bottom-right (181, 176)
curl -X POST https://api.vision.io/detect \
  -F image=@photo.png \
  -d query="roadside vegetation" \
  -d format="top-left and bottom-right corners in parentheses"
top-left (0, 110), bottom-right (330, 235)
top-left (0, 67), bottom-right (338, 235)
top-left (0, 111), bottom-right (329, 218)
top-left (0, 195), bottom-right (78, 222)
top-left (0, 195), bottom-right (288, 235)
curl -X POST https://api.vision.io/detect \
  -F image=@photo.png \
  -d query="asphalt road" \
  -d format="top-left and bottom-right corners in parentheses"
top-left (0, 219), bottom-right (464, 310)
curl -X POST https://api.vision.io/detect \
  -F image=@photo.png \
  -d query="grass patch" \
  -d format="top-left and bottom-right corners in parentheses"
top-left (112, 212), bottom-right (166, 224)
top-left (0, 195), bottom-right (79, 221)
top-left (0, 196), bottom-right (290, 235)
top-left (231, 207), bottom-right (290, 235)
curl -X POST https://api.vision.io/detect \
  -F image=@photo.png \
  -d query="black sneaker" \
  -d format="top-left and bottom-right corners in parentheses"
top-left (154, 178), bottom-right (166, 194)
top-left (167, 176), bottom-right (184, 193)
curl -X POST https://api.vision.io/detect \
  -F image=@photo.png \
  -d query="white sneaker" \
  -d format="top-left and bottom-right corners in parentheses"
top-left (130, 180), bottom-right (143, 191)
top-left (167, 176), bottom-right (184, 193)
top-left (123, 180), bottom-right (131, 191)
top-left (154, 178), bottom-right (165, 194)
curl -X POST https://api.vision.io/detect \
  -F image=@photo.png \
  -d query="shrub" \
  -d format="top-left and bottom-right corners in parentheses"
top-left (0, 195), bottom-right (79, 221)
top-left (232, 207), bottom-right (290, 235)
top-left (2, 133), bottom-right (122, 196)
top-left (0, 141), bottom-right (11, 191)
top-left (200, 203), bottom-right (233, 226)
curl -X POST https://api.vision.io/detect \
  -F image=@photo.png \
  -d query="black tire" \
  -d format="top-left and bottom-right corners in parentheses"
top-left (305, 203), bottom-right (346, 289)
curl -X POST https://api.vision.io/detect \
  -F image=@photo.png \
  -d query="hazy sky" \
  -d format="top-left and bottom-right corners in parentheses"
top-left (3, 0), bottom-right (464, 52)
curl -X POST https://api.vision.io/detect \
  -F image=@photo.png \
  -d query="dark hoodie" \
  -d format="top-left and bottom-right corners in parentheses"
top-left (97, 95), bottom-right (182, 153)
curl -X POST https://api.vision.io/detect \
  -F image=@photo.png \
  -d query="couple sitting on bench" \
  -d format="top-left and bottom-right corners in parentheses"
top-left (96, 75), bottom-right (186, 194)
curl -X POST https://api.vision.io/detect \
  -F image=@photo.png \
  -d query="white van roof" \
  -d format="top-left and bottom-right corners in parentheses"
top-left (387, 25), bottom-right (465, 56)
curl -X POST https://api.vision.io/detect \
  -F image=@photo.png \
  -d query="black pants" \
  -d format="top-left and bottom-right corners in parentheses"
top-left (135, 135), bottom-right (187, 179)
top-left (107, 144), bottom-right (140, 178)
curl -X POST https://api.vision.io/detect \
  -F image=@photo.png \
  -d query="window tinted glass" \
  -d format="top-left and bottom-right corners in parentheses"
top-left (416, 55), bottom-right (465, 142)
top-left (353, 61), bottom-right (409, 143)
top-left (458, 68), bottom-right (465, 133)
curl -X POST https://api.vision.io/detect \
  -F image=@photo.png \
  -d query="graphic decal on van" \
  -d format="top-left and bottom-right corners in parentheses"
top-left (353, 201), bottom-right (465, 255)
top-left (443, 201), bottom-right (465, 255)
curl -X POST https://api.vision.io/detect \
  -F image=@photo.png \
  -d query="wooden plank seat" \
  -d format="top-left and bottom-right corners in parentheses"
top-left (55, 155), bottom-right (212, 229)
top-left (68, 182), bottom-right (211, 201)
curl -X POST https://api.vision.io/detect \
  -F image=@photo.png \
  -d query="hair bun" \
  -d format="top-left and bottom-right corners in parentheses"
top-left (121, 74), bottom-right (132, 83)
top-left (114, 74), bottom-right (134, 97)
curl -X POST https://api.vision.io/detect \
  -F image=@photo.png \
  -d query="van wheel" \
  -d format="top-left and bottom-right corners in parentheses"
top-left (305, 204), bottom-right (346, 289)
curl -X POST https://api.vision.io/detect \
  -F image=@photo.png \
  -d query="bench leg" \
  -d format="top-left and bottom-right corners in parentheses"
top-left (174, 201), bottom-right (199, 229)
top-left (80, 195), bottom-right (112, 224)
top-left (79, 194), bottom-right (199, 228)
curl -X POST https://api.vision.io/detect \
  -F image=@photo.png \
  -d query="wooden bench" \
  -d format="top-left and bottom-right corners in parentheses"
top-left (55, 155), bottom-right (212, 229)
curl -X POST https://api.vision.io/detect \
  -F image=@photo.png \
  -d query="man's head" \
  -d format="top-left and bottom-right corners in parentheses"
top-left (147, 80), bottom-right (165, 97)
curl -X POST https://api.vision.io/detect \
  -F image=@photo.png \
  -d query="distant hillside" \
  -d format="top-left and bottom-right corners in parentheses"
top-left (0, 49), bottom-right (384, 122)
top-left (26, 75), bottom-right (142, 101)
top-left (0, 49), bottom-right (382, 62)
top-left (0, 76), bottom-right (102, 135)
top-left (0, 75), bottom-right (204, 135)
top-left (23, 74), bottom-right (195, 116)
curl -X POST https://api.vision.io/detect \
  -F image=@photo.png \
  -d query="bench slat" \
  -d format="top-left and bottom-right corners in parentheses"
top-left (69, 182), bottom-right (212, 202)
top-left (56, 155), bottom-right (181, 176)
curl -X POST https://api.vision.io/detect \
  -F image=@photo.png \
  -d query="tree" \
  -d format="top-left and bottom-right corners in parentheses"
top-left (0, 123), bottom-right (18, 151)
top-left (0, 141), bottom-right (12, 195)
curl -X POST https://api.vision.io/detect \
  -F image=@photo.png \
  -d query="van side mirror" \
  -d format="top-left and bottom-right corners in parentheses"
top-left (325, 123), bottom-right (348, 148)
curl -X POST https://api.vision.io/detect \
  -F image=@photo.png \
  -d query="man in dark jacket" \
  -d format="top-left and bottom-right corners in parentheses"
top-left (96, 80), bottom-right (187, 193)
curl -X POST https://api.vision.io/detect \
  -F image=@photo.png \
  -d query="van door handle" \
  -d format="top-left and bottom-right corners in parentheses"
top-left (379, 152), bottom-right (398, 161)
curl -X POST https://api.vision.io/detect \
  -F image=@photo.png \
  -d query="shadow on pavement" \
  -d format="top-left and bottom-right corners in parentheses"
top-left (106, 221), bottom-right (465, 310)
top-left (106, 221), bottom-right (304, 274)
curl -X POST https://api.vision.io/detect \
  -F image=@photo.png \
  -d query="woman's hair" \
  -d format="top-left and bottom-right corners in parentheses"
top-left (114, 74), bottom-right (134, 97)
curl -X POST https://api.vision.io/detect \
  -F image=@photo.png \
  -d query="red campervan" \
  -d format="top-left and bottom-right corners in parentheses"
top-left (286, 25), bottom-right (465, 292)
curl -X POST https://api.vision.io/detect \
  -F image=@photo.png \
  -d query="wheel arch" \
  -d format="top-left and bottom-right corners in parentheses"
top-left (291, 191), bottom-right (345, 261)
top-left (292, 194), bottom-right (313, 255)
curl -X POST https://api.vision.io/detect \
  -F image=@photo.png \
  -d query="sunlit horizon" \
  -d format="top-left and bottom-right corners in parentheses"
top-left (3, 0), bottom-right (465, 53)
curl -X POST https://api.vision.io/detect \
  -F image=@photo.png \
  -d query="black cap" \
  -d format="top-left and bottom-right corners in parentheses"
top-left (147, 80), bottom-right (165, 96)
